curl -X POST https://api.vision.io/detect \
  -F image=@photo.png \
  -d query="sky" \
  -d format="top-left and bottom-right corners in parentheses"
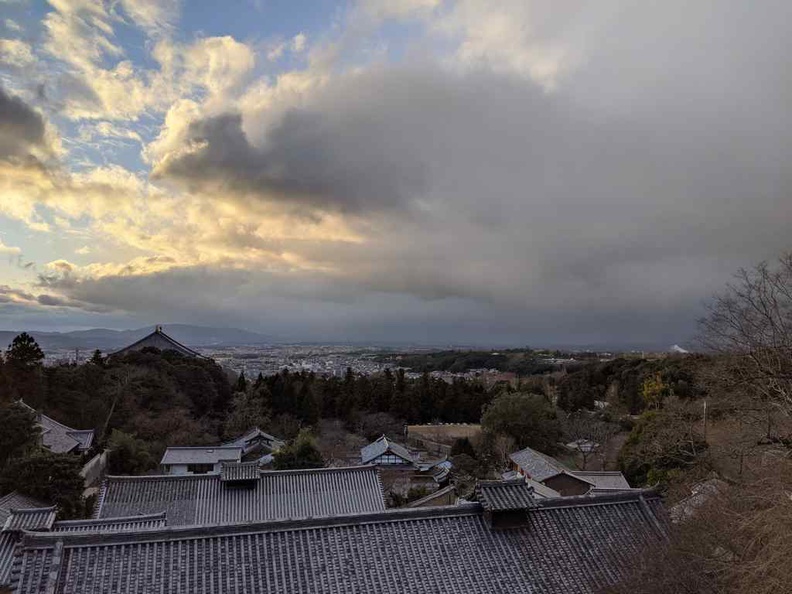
top-left (0, 0), bottom-right (791, 347)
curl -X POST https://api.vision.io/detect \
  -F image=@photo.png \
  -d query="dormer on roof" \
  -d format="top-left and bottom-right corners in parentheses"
top-left (475, 479), bottom-right (537, 529)
top-left (111, 325), bottom-right (205, 359)
top-left (220, 461), bottom-right (259, 487)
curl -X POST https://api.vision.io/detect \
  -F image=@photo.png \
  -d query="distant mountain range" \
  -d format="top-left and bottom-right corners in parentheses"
top-left (0, 325), bottom-right (275, 352)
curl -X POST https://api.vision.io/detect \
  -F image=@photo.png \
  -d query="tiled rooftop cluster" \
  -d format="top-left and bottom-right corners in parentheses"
top-left (11, 491), bottom-right (667, 594)
top-left (96, 465), bottom-right (387, 526)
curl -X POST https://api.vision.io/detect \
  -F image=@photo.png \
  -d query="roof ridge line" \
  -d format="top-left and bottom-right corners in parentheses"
top-left (54, 512), bottom-right (167, 526)
top-left (104, 464), bottom-right (379, 481)
top-left (22, 503), bottom-right (485, 548)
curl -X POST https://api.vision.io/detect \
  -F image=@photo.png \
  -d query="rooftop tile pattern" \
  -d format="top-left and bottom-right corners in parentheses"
top-left (569, 471), bottom-right (631, 490)
top-left (0, 493), bottom-right (49, 528)
top-left (13, 491), bottom-right (667, 594)
top-left (476, 479), bottom-right (538, 511)
top-left (52, 513), bottom-right (167, 533)
top-left (0, 532), bottom-right (17, 587)
top-left (360, 435), bottom-right (415, 464)
top-left (160, 446), bottom-right (243, 466)
top-left (19, 401), bottom-right (94, 454)
top-left (220, 461), bottom-right (260, 482)
top-left (2, 507), bottom-right (57, 532)
top-left (96, 465), bottom-right (386, 526)
top-left (509, 446), bottom-right (568, 482)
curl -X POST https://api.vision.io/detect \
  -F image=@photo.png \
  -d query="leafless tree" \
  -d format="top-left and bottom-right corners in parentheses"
top-left (563, 412), bottom-right (619, 470)
top-left (698, 254), bottom-right (792, 427)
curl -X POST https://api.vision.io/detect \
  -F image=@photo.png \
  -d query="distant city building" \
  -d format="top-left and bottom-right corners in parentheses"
top-left (159, 446), bottom-right (242, 475)
top-left (111, 325), bottom-right (205, 358)
top-left (18, 401), bottom-right (94, 454)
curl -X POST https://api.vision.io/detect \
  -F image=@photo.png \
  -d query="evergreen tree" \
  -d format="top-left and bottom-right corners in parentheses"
top-left (0, 402), bottom-right (40, 470)
top-left (0, 451), bottom-right (86, 519)
top-left (6, 332), bottom-right (45, 369)
top-left (272, 430), bottom-right (325, 470)
top-left (234, 370), bottom-right (248, 394)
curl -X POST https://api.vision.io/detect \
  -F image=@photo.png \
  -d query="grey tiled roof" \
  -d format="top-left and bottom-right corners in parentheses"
top-left (96, 465), bottom-right (386, 526)
top-left (476, 479), bottom-right (538, 511)
top-left (360, 435), bottom-right (415, 464)
top-left (222, 427), bottom-right (285, 453)
top-left (1, 507), bottom-right (57, 532)
top-left (509, 446), bottom-right (568, 481)
top-left (111, 327), bottom-right (205, 358)
top-left (52, 513), bottom-right (167, 533)
top-left (0, 532), bottom-right (16, 587)
top-left (160, 446), bottom-right (242, 466)
top-left (12, 491), bottom-right (667, 594)
top-left (569, 471), bottom-right (631, 490)
top-left (0, 492), bottom-right (49, 527)
top-left (19, 401), bottom-right (94, 454)
top-left (220, 461), bottom-right (259, 482)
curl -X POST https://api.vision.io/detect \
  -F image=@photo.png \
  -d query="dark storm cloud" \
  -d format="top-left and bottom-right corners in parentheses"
top-left (0, 85), bottom-right (47, 160)
top-left (154, 108), bottom-right (428, 213)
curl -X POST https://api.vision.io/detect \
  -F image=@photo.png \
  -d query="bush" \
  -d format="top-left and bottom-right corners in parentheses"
top-left (107, 430), bottom-right (156, 475)
top-left (272, 429), bottom-right (325, 470)
top-left (481, 392), bottom-right (561, 452)
top-left (0, 451), bottom-right (86, 519)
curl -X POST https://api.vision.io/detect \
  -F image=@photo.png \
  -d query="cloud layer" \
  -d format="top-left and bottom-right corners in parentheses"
top-left (1, 0), bottom-right (791, 346)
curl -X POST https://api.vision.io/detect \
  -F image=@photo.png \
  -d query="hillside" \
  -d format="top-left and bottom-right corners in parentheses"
top-left (0, 325), bottom-right (274, 351)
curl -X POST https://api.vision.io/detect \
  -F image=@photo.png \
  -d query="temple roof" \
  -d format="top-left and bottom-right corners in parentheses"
top-left (12, 490), bottom-right (667, 594)
top-left (18, 401), bottom-right (94, 454)
top-left (96, 465), bottom-right (387, 526)
top-left (111, 325), bottom-right (205, 358)
top-left (360, 435), bottom-right (415, 464)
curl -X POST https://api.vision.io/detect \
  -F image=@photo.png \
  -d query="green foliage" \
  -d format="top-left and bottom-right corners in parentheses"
top-left (107, 430), bottom-right (156, 475)
top-left (0, 402), bottom-right (41, 470)
top-left (375, 349), bottom-right (554, 375)
top-left (6, 332), bottom-right (45, 369)
top-left (641, 373), bottom-right (670, 409)
top-left (556, 356), bottom-right (708, 414)
top-left (224, 391), bottom-right (272, 438)
top-left (259, 368), bottom-right (494, 426)
top-left (272, 429), bottom-right (325, 470)
top-left (0, 451), bottom-right (86, 519)
top-left (619, 407), bottom-right (709, 487)
top-left (234, 370), bottom-right (248, 393)
top-left (481, 392), bottom-right (561, 452)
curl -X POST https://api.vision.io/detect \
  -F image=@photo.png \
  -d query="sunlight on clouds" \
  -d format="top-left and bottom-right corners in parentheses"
top-left (0, 39), bottom-right (35, 67)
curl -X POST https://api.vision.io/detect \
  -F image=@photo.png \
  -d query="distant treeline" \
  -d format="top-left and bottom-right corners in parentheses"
top-left (374, 349), bottom-right (560, 375)
top-left (555, 355), bottom-right (708, 414)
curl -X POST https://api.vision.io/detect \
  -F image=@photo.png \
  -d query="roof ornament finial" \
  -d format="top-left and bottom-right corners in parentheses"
top-left (155, 324), bottom-right (163, 333)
